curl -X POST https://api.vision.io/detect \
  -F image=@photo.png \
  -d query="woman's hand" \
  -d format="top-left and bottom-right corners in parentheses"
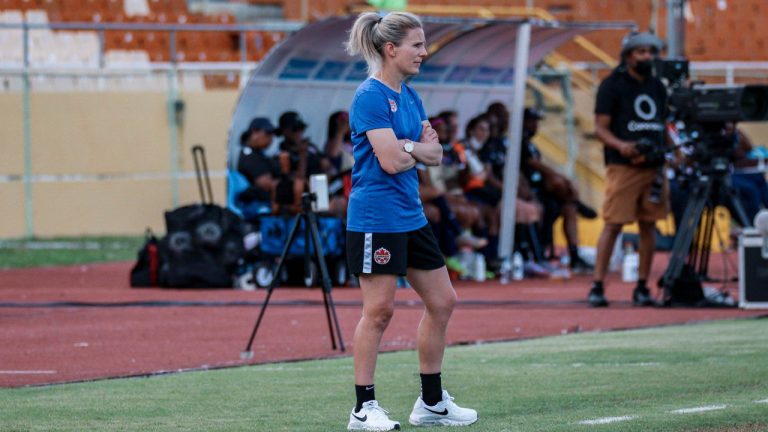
top-left (420, 122), bottom-right (439, 144)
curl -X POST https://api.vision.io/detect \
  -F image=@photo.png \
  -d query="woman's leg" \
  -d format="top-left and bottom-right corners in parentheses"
top-left (406, 266), bottom-right (477, 427)
top-left (353, 274), bottom-right (398, 386)
top-left (406, 266), bottom-right (457, 374)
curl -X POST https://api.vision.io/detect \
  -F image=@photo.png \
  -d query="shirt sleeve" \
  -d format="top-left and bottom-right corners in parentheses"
top-left (350, 89), bottom-right (392, 135)
top-left (594, 79), bottom-right (618, 115)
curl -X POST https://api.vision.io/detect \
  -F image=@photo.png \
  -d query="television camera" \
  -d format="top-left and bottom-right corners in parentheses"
top-left (653, 58), bottom-right (768, 305)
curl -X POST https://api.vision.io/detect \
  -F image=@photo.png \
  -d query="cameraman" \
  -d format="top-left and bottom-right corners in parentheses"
top-left (589, 32), bottom-right (669, 307)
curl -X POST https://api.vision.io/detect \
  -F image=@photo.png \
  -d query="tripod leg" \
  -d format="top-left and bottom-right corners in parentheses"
top-left (243, 213), bottom-right (304, 356)
top-left (307, 211), bottom-right (346, 352)
top-left (660, 176), bottom-right (713, 299)
top-left (698, 204), bottom-right (716, 279)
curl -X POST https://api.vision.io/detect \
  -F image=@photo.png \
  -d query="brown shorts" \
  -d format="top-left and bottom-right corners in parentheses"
top-left (603, 164), bottom-right (669, 225)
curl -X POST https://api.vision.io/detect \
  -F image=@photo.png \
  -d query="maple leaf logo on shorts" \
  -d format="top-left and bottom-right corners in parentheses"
top-left (374, 247), bottom-right (391, 265)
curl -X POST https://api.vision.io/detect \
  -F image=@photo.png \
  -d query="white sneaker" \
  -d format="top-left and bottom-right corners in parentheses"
top-left (409, 390), bottom-right (478, 427)
top-left (347, 400), bottom-right (401, 431)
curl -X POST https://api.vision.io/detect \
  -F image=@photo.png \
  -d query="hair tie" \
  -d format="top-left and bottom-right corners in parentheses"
top-left (377, 17), bottom-right (383, 24)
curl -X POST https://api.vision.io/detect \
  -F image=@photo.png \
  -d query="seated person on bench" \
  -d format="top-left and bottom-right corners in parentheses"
top-left (237, 117), bottom-right (279, 218)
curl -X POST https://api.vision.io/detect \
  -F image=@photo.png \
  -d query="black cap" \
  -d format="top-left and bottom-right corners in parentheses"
top-left (523, 107), bottom-right (544, 120)
top-left (248, 117), bottom-right (275, 133)
top-left (278, 111), bottom-right (308, 131)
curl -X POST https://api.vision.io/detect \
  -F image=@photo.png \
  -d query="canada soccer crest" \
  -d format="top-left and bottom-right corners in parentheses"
top-left (388, 99), bottom-right (398, 112)
top-left (374, 247), bottom-right (391, 265)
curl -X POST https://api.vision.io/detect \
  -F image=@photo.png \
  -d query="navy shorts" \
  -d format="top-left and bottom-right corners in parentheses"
top-left (346, 224), bottom-right (445, 276)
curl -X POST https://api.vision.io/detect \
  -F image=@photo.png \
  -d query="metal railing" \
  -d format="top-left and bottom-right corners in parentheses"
top-left (0, 20), bottom-right (304, 237)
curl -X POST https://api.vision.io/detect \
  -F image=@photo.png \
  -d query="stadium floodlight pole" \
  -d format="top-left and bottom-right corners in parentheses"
top-left (498, 20), bottom-right (531, 282)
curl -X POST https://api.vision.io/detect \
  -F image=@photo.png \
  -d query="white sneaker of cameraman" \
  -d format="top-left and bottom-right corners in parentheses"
top-left (409, 390), bottom-right (478, 427)
top-left (348, 400), bottom-right (401, 431)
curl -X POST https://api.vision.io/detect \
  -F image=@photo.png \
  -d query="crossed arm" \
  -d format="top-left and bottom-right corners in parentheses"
top-left (366, 120), bottom-right (443, 175)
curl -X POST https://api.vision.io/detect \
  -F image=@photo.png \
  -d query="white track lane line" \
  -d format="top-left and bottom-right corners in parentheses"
top-left (578, 416), bottom-right (637, 425)
top-left (0, 370), bottom-right (57, 374)
top-left (755, 399), bottom-right (768, 404)
top-left (671, 405), bottom-right (727, 414)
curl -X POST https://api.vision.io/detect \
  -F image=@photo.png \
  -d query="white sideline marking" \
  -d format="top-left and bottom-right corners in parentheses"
top-left (0, 370), bottom-right (56, 375)
top-left (755, 399), bottom-right (768, 404)
top-left (578, 416), bottom-right (637, 425)
top-left (671, 405), bottom-right (727, 414)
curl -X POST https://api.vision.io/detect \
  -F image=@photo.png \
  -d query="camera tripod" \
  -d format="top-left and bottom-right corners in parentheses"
top-left (242, 192), bottom-right (345, 359)
top-left (659, 159), bottom-right (750, 306)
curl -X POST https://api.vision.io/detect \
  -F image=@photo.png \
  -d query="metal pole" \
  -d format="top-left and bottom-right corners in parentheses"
top-left (498, 22), bottom-right (531, 274)
top-left (22, 22), bottom-right (34, 238)
top-left (239, 30), bottom-right (249, 89)
top-left (666, 0), bottom-right (685, 58)
top-left (561, 68), bottom-right (577, 178)
top-left (650, 0), bottom-right (660, 34)
top-left (677, 0), bottom-right (686, 57)
top-left (168, 30), bottom-right (180, 207)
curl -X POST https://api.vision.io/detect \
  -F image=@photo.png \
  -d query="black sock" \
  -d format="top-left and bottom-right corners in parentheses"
top-left (420, 372), bottom-right (443, 406)
top-left (636, 279), bottom-right (648, 292)
top-left (355, 384), bottom-right (375, 412)
top-left (568, 245), bottom-right (579, 260)
top-left (591, 280), bottom-right (604, 294)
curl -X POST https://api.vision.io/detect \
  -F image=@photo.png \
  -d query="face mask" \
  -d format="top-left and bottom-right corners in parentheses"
top-left (634, 60), bottom-right (654, 77)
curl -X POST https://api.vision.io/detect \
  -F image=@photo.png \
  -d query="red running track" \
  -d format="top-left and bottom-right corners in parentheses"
top-left (0, 255), bottom-right (763, 388)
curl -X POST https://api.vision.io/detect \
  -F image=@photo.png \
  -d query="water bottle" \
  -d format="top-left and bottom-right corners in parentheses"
top-left (512, 252), bottom-right (524, 281)
top-left (608, 234), bottom-right (624, 273)
top-left (473, 253), bottom-right (486, 282)
top-left (457, 250), bottom-right (475, 280)
top-left (621, 244), bottom-right (639, 282)
top-left (499, 258), bottom-right (512, 284)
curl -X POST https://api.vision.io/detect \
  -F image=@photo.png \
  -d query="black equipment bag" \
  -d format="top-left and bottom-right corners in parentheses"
top-left (130, 228), bottom-right (165, 287)
top-left (161, 145), bottom-right (244, 288)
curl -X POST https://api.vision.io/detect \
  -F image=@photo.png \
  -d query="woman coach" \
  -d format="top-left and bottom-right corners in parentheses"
top-left (344, 11), bottom-right (478, 431)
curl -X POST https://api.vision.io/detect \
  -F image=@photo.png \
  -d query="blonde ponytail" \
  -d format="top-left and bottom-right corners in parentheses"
top-left (345, 12), bottom-right (422, 75)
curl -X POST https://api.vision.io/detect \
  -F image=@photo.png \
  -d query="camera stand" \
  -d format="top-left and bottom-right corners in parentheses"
top-left (659, 164), bottom-right (750, 306)
top-left (242, 193), bottom-right (345, 359)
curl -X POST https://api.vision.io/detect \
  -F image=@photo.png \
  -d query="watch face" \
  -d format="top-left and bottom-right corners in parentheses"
top-left (405, 141), bottom-right (414, 152)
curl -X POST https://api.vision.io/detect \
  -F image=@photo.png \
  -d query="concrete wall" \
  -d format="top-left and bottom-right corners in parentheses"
top-left (0, 90), bottom-right (239, 238)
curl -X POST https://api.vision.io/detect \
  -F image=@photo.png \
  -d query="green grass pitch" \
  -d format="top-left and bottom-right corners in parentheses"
top-left (1, 318), bottom-right (766, 431)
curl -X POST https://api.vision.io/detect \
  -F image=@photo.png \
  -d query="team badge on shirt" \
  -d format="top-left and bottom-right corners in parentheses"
top-left (374, 247), bottom-right (391, 265)
top-left (388, 99), bottom-right (398, 113)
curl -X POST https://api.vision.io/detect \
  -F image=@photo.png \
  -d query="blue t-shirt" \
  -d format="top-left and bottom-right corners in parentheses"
top-left (347, 77), bottom-right (428, 233)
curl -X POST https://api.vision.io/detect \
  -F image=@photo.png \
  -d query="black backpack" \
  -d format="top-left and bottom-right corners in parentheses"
top-left (162, 202), bottom-right (243, 288)
top-left (161, 145), bottom-right (244, 288)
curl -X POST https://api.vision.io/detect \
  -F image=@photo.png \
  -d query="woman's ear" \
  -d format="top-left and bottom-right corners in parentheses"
top-left (383, 41), bottom-right (396, 59)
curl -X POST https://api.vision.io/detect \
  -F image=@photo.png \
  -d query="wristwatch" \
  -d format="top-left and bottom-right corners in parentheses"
top-left (403, 139), bottom-right (415, 153)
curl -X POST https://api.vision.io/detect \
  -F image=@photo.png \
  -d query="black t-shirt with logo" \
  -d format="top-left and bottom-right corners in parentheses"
top-left (595, 68), bottom-right (668, 165)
